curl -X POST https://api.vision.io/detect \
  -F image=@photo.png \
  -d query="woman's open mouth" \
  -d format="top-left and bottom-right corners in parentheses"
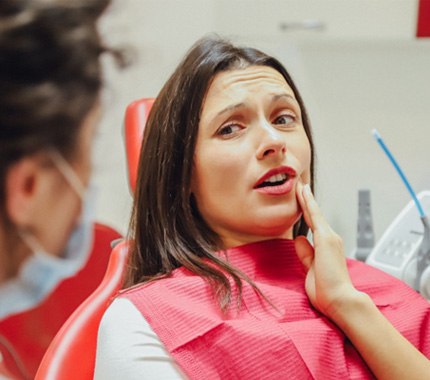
top-left (255, 173), bottom-right (289, 188)
top-left (254, 167), bottom-right (296, 195)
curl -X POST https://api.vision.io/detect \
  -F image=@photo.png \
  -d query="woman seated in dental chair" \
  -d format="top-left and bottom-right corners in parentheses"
top-left (95, 36), bottom-right (430, 379)
top-left (0, 1), bottom-right (123, 378)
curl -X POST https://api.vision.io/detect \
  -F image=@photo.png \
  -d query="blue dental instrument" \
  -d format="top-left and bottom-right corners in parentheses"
top-left (372, 129), bottom-right (426, 218)
top-left (372, 129), bottom-right (429, 291)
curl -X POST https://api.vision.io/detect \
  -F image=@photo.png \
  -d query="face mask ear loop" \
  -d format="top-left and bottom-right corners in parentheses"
top-left (18, 229), bottom-right (47, 255)
top-left (48, 149), bottom-right (86, 200)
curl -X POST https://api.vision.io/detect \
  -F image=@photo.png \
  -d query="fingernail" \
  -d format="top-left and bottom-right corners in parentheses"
top-left (303, 184), bottom-right (312, 196)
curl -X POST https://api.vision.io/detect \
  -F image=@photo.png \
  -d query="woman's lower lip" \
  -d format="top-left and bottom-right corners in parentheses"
top-left (254, 179), bottom-right (294, 195)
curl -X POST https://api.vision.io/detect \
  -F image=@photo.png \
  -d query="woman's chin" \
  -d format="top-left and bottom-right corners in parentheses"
top-left (260, 208), bottom-right (301, 229)
top-left (251, 214), bottom-right (300, 238)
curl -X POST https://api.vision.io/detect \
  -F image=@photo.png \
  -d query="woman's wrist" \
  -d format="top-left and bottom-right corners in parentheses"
top-left (325, 287), bottom-right (430, 380)
top-left (326, 288), bottom-right (376, 331)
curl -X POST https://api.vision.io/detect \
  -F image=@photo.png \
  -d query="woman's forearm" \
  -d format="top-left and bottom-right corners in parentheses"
top-left (296, 183), bottom-right (430, 379)
top-left (332, 292), bottom-right (430, 380)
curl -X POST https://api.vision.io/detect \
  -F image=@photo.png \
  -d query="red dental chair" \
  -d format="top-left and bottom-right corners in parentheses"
top-left (33, 98), bottom-right (155, 380)
top-left (34, 240), bottom-right (129, 380)
top-left (124, 97), bottom-right (155, 194)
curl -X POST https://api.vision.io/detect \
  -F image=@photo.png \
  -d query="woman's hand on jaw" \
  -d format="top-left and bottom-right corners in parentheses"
top-left (294, 181), bottom-right (367, 323)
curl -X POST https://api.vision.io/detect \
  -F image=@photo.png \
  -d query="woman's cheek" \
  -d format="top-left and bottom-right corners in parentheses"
top-left (300, 139), bottom-right (312, 184)
top-left (300, 170), bottom-right (311, 185)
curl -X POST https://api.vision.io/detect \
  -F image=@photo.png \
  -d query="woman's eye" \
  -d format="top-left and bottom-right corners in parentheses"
top-left (273, 114), bottom-right (295, 125)
top-left (217, 124), bottom-right (242, 136)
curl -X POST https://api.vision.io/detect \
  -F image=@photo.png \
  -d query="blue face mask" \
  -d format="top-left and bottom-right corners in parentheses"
top-left (0, 151), bottom-right (96, 320)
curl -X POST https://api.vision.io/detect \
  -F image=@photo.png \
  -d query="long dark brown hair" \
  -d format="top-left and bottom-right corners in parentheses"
top-left (126, 36), bottom-right (315, 310)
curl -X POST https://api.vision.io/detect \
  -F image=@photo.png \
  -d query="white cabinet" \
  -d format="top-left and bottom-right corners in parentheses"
top-left (213, 0), bottom-right (418, 40)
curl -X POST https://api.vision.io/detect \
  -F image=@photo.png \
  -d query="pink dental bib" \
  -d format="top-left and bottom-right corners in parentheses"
top-left (122, 239), bottom-right (430, 379)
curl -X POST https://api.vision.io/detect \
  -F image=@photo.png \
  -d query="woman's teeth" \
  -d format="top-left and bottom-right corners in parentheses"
top-left (258, 173), bottom-right (289, 188)
top-left (268, 173), bottom-right (287, 183)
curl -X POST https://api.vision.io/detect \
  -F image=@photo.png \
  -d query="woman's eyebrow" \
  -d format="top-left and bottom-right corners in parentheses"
top-left (210, 93), bottom-right (297, 124)
top-left (272, 93), bottom-right (297, 103)
top-left (214, 102), bottom-right (245, 119)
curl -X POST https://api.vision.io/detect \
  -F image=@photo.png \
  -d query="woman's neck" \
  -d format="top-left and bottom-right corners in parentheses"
top-left (219, 230), bottom-right (294, 250)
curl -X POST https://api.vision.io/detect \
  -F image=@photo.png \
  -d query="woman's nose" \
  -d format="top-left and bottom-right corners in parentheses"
top-left (255, 123), bottom-right (286, 160)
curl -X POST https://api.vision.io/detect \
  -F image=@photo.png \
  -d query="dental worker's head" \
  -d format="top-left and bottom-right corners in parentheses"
top-left (128, 37), bottom-right (315, 297)
top-left (0, 0), bottom-right (114, 282)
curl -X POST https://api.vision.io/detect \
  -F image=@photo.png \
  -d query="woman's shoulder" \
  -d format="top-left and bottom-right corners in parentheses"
top-left (95, 298), bottom-right (186, 379)
top-left (96, 298), bottom-right (161, 370)
top-left (99, 297), bottom-right (154, 337)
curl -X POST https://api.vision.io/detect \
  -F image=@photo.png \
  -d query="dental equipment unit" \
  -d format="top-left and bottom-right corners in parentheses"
top-left (363, 130), bottom-right (430, 300)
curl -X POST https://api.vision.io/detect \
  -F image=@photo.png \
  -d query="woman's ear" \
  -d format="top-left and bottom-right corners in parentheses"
top-left (5, 156), bottom-right (48, 226)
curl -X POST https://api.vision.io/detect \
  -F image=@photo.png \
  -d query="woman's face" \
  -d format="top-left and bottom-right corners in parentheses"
top-left (192, 65), bottom-right (311, 248)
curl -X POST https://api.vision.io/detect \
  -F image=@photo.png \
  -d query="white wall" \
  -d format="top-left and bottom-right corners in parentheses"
top-left (94, 0), bottom-right (430, 255)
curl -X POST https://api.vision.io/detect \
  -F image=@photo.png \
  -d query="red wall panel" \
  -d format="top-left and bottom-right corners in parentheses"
top-left (417, 0), bottom-right (430, 37)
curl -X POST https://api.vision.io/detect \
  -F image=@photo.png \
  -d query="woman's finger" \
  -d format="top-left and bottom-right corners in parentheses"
top-left (301, 184), bottom-right (333, 235)
top-left (300, 184), bottom-right (346, 267)
top-left (294, 236), bottom-right (314, 271)
top-left (296, 181), bottom-right (314, 231)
